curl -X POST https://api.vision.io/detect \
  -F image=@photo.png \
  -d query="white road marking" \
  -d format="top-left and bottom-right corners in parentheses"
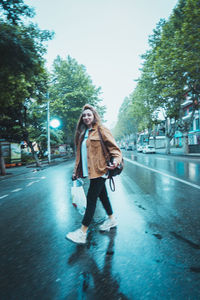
top-left (0, 194), bottom-right (9, 199)
top-left (124, 157), bottom-right (200, 190)
top-left (26, 176), bottom-right (46, 180)
top-left (3, 176), bottom-right (46, 182)
top-left (11, 188), bottom-right (23, 193)
top-left (0, 177), bottom-right (44, 200)
top-left (155, 157), bottom-right (168, 161)
top-left (26, 180), bottom-right (40, 187)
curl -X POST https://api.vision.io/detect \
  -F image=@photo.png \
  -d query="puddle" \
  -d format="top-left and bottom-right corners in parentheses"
top-left (190, 267), bottom-right (200, 273)
top-left (153, 233), bottom-right (163, 240)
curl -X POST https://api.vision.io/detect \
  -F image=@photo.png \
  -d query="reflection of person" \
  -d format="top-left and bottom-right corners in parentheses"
top-left (67, 230), bottom-right (129, 299)
top-left (66, 104), bottom-right (122, 244)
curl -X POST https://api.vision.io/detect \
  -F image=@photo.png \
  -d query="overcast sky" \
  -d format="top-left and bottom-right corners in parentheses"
top-left (28, 0), bottom-right (178, 127)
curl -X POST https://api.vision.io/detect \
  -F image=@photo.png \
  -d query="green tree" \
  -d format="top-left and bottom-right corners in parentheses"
top-left (113, 96), bottom-right (139, 149)
top-left (24, 99), bottom-right (64, 156)
top-left (0, 0), bottom-right (34, 24)
top-left (114, 20), bottom-right (166, 147)
top-left (0, 21), bottom-right (53, 142)
top-left (126, 0), bottom-right (200, 154)
top-left (152, 0), bottom-right (200, 153)
top-left (0, 1), bottom-right (53, 169)
top-left (49, 55), bottom-right (105, 147)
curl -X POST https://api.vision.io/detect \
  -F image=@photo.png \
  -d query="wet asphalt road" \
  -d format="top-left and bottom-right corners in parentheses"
top-left (0, 153), bottom-right (200, 299)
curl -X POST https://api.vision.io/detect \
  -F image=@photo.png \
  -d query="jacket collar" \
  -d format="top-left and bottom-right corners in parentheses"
top-left (90, 123), bottom-right (99, 131)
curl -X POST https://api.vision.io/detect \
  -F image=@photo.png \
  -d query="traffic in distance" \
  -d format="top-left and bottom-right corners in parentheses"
top-left (120, 143), bottom-right (156, 154)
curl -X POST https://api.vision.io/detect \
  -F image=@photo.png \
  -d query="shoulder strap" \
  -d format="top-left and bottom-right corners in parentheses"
top-left (97, 127), bottom-right (110, 164)
top-left (109, 177), bottom-right (115, 191)
top-left (98, 127), bottom-right (116, 192)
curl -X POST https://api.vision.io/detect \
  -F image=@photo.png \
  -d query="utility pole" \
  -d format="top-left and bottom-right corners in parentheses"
top-left (47, 93), bottom-right (51, 164)
top-left (0, 143), bottom-right (6, 176)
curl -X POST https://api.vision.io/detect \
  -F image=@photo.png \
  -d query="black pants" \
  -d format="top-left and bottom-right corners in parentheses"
top-left (82, 177), bottom-right (113, 227)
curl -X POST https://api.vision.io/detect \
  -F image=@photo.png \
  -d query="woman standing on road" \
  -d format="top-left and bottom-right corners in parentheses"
top-left (66, 104), bottom-right (122, 244)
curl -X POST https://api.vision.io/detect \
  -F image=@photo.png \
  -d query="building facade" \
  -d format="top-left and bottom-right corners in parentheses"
top-left (181, 99), bottom-right (200, 146)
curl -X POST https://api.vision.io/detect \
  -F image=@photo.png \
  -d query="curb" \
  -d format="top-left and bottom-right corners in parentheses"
top-left (0, 157), bottom-right (74, 181)
top-left (155, 151), bottom-right (200, 159)
top-left (5, 163), bottom-right (22, 168)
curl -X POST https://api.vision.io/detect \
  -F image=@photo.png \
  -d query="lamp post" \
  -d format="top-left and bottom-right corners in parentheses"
top-left (46, 93), bottom-right (60, 164)
top-left (47, 96), bottom-right (51, 163)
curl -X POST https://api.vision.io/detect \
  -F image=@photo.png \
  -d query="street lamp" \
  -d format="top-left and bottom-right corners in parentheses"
top-left (50, 119), bottom-right (60, 128)
top-left (46, 93), bottom-right (60, 164)
top-left (47, 98), bottom-right (50, 163)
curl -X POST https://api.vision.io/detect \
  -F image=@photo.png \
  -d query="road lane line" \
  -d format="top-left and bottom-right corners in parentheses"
top-left (26, 177), bottom-right (40, 180)
top-left (124, 157), bottom-right (200, 190)
top-left (0, 194), bottom-right (9, 199)
top-left (27, 182), bottom-right (34, 187)
top-left (26, 180), bottom-right (40, 187)
top-left (11, 188), bottom-right (23, 193)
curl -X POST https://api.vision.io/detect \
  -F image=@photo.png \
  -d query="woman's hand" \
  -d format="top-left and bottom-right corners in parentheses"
top-left (107, 159), bottom-right (118, 170)
top-left (72, 173), bottom-right (77, 181)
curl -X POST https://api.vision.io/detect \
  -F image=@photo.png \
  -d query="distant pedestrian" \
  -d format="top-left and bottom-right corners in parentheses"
top-left (66, 104), bottom-right (122, 244)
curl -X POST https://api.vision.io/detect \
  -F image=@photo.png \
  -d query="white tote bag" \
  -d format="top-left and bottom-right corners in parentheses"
top-left (71, 179), bottom-right (87, 215)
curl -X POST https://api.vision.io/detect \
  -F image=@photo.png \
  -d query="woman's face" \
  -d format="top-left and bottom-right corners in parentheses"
top-left (82, 109), bottom-right (94, 128)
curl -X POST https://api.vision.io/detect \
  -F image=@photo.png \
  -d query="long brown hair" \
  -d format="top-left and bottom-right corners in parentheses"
top-left (75, 104), bottom-right (101, 146)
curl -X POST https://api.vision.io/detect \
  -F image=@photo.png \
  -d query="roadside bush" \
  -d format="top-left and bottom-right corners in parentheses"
top-left (21, 152), bottom-right (35, 165)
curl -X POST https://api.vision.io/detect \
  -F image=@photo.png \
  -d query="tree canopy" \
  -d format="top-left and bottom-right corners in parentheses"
top-left (0, 0), bottom-right (104, 157)
top-left (0, 0), bottom-right (53, 166)
top-left (0, 0), bottom-right (35, 24)
top-left (114, 0), bottom-right (200, 153)
top-left (49, 55), bottom-right (105, 146)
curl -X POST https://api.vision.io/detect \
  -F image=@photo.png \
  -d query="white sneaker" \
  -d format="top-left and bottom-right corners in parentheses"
top-left (99, 217), bottom-right (118, 232)
top-left (66, 228), bottom-right (87, 244)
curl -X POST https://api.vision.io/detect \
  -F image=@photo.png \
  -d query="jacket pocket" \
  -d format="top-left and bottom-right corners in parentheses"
top-left (89, 137), bottom-right (101, 148)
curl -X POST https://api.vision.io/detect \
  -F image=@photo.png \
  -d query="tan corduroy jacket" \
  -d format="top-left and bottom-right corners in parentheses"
top-left (74, 124), bottom-right (122, 179)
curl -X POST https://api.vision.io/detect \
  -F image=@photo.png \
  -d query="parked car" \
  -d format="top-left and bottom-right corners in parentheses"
top-left (137, 145), bottom-right (144, 152)
top-left (142, 145), bottom-right (156, 154)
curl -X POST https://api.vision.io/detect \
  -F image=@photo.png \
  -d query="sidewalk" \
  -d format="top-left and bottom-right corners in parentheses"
top-left (0, 156), bottom-right (73, 180)
top-left (155, 147), bottom-right (200, 158)
top-left (1, 149), bottom-right (200, 180)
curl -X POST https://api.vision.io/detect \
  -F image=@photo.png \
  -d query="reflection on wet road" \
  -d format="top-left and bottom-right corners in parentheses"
top-left (124, 157), bottom-right (200, 191)
top-left (124, 151), bottom-right (200, 185)
top-left (0, 157), bottom-right (200, 299)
